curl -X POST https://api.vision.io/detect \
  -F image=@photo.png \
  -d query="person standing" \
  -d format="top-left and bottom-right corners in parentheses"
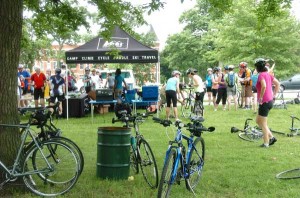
top-left (165, 70), bottom-right (181, 120)
top-left (224, 65), bottom-right (239, 111)
top-left (83, 67), bottom-right (92, 93)
top-left (91, 68), bottom-right (101, 90)
top-left (205, 68), bottom-right (213, 105)
top-left (105, 72), bottom-right (115, 89)
top-left (49, 68), bottom-right (65, 115)
top-left (214, 66), bottom-right (227, 111)
top-left (114, 68), bottom-right (127, 100)
top-left (186, 68), bottom-right (205, 113)
top-left (31, 66), bottom-right (46, 107)
top-left (239, 62), bottom-right (252, 109)
top-left (17, 64), bottom-right (31, 107)
top-left (254, 58), bottom-right (280, 148)
top-left (211, 67), bottom-right (220, 107)
top-left (251, 68), bottom-right (259, 114)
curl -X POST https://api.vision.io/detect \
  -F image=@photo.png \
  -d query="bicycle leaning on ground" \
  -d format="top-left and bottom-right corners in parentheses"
top-left (231, 118), bottom-right (285, 142)
top-left (112, 111), bottom-right (159, 188)
top-left (153, 116), bottom-right (215, 198)
top-left (0, 109), bottom-right (80, 196)
top-left (181, 86), bottom-right (204, 118)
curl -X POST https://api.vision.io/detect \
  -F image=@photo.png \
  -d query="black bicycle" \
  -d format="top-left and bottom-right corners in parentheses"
top-left (181, 87), bottom-right (204, 118)
top-left (112, 111), bottom-right (158, 188)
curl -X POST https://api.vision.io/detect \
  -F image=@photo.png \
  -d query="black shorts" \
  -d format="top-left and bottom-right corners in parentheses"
top-left (50, 95), bottom-right (65, 103)
top-left (206, 87), bottom-right (212, 92)
top-left (165, 90), bottom-right (177, 107)
top-left (252, 86), bottom-right (257, 93)
top-left (258, 101), bottom-right (273, 117)
top-left (212, 89), bottom-right (218, 97)
top-left (195, 92), bottom-right (205, 103)
top-left (34, 89), bottom-right (44, 100)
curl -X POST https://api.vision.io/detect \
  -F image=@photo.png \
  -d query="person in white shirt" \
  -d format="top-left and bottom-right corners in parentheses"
top-left (91, 68), bottom-right (101, 90)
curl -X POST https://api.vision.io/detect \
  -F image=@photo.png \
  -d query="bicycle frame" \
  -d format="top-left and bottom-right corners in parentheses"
top-left (0, 123), bottom-right (52, 180)
top-left (163, 127), bottom-right (197, 184)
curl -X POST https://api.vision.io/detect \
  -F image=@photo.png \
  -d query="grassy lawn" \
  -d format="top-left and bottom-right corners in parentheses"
top-left (8, 104), bottom-right (300, 197)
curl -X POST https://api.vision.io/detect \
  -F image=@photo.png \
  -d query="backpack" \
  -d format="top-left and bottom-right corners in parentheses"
top-left (226, 73), bottom-right (235, 88)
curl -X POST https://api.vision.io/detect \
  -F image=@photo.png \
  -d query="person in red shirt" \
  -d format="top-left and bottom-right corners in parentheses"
top-left (31, 66), bottom-right (46, 107)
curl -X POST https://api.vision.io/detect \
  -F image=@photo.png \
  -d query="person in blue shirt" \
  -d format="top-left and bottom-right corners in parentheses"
top-left (17, 64), bottom-right (31, 107)
top-left (114, 68), bottom-right (127, 100)
top-left (165, 70), bottom-right (181, 120)
top-left (205, 68), bottom-right (213, 105)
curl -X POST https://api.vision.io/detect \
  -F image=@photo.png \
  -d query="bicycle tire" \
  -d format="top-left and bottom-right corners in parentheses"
top-left (192, 101), bottom-right (204, 117)
top-left (51, 136), bottom-right (84, 175)
top-left (157, 148), bottom-right (177, 198)
top-left (138, 138), bottom-right (158, 188)
top-left (185, 137), bottom-right (205, 190)
top-left (181, 98), bottom-right (192, 118)
top-left (276, 168), bottom-right (300, 179)
top-left (23, 139), bottom-right (80, 196)
top-left (238, 132), bottom-right (260, 142)
top-left (130, 144), bottom-right (139, 174)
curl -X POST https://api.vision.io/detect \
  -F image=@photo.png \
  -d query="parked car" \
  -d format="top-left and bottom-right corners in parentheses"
top-left (279, 74), bottom-right (300, 90)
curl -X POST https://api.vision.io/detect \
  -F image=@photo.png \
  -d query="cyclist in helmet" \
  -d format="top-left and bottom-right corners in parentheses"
top-left (239, 61), bottom-right (252, 110)
top-left (49, 67), bottom-right (65, 115)
top-left (186, 68), bottom-right (205, 113)
top-left (254, 58), bottom-right (280, 148)
top-left (165, 70), bottom-right (181, 120)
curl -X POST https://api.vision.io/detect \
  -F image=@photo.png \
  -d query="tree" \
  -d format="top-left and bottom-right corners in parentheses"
top-left (0, 0), bottom-right (295, 191)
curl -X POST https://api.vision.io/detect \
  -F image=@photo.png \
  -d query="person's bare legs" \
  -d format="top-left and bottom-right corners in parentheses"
top-left (233, 95), bottom-right (238, 110)
top-left (34, 100), bottom-right (39, 107)
top-left (166, 107), bottom-right (170, 120)
top-left (40, 98), bottom-right (45, 107)
top-left (227, 95), bottom-right (232, 110)
top-left (256, 115), bottom-right (273, 145)
top-left (207, 92), bottom-right (212, 105)
top-left (173, 107), bottom-right (178, 120)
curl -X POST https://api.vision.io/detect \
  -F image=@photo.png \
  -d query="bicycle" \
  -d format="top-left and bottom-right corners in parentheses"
top-left (231, 118), bottom-right (285, 142)
top-left (153, 116), bottom-right (215, 197)
top-left (19, 103), bottom-right (84, 174)
top-left (181, 87), bottom-right (204, 118)
top-left (0, 111), bottom-right (80, 196)
top-left (112, 111), bottom-right (158, 188)
top-left (286, 115), bottom-right (300, 137)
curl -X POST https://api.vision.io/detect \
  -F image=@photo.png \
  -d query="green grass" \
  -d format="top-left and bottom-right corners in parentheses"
top-left (7, 104), bottom-right (300, 197)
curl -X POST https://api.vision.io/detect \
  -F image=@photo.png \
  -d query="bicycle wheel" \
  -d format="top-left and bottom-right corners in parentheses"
top-left (130, 145), bottom-right (139, 174)
top-left (157, 148), bottom-right (177, 198)
top-left (23, 140), bottom-right (80, 196)
top-left (51, 136), bottom-right (84, 175)
top-left (185, 137), bottom-right (205, 191)
top-left (238, 132), bottom-right (260, 142)
top-left (276, 168), bottom-right (300, 179)
top-left (192, 101), bottom-right (204, 117)
top-left (138, 138), bottom-right (158, 188)
top-left (181, 98), bottom-right (192, 118)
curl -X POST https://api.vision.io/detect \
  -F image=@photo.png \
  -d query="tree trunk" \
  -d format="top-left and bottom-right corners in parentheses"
top-left (0, 0), bottom-right (23, 183)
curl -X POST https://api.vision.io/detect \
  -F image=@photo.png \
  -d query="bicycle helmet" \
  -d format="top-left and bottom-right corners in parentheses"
top-left (172, 70), bottom-right (181, 76)
top-left (55, 68), bottom-right (61, 74)
top-left (85, 67), bottom-right (90, 71)
top-left (186, 68), bottom-right (197, 75)
top-left (207, 68), bottom-right (212, 72)
top-left (239, 62), bottom-right (248, 68)
top-left (254, 58), bottom-right (266, 68)
top-left (224, 65), bottom-right (229, 70)
top-left (213, 67), bottom-right (220, 72)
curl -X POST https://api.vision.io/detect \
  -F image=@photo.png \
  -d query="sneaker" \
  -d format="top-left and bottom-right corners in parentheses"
top-left (259, 144), bottom-right (269, 148)
top-left (269, 137), bottom-right (277, 146)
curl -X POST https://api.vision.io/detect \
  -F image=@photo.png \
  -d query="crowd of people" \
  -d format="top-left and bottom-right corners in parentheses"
top-left (164, 58), bottom-right (279, 147)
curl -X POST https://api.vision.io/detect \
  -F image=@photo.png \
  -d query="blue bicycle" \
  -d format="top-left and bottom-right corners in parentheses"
top-left (153, 116), bottom-right (215, 197)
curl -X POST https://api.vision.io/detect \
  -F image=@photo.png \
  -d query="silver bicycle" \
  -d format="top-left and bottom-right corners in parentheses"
top-left (0, 110), bottom-right (80, 196)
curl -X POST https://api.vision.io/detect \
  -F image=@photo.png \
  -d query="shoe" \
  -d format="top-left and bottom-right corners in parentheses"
top-left (269, 137), bottom-right (277, 146)
top-left (259, 144), bottom-right (269, 148)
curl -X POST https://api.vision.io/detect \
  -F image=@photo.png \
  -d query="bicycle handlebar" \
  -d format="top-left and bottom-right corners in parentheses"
top-left (112, 112), bottom-right (154, 126)
top-left (152, 117), bottom-right (215, 134)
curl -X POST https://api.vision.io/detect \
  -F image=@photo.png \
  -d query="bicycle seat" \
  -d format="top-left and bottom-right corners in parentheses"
top-left (190, 115), bottom-right (204, 123)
